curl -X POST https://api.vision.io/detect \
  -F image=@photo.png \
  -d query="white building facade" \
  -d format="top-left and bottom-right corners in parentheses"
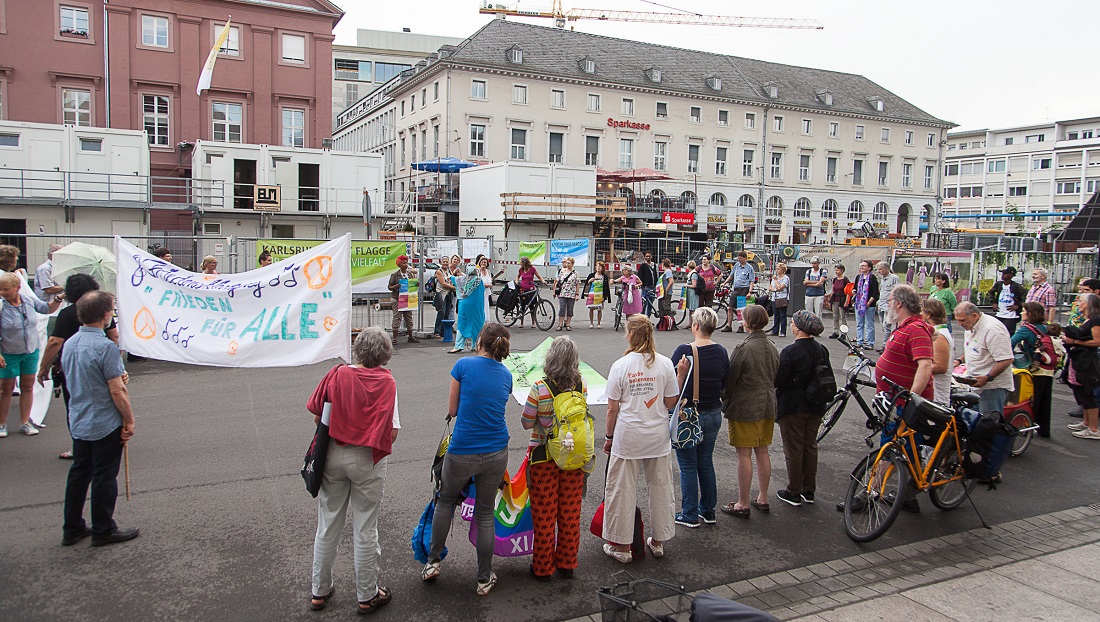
top-left (334, 19), bottom-right (952, 243)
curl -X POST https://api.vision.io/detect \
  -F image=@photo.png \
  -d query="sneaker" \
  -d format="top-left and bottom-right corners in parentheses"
top-left (776, 489), bottom-right (802, 507)
top-left (603, 543), bottom-right (632, 564)
top-left (19, 423), bottom-right (38, 436)
top-left (675, 513), bottom-right (700, 528)
top-left (0, 424), bottom-right (7, 438)
top-left (800, 492), bottom-right (815, 504)
top-left (1068, 422), bottom-right (1088, 431)
top-left (475, 572), bottom-right (497, 596)
top-left (700, 511), bottom-right (717, 525)
top-left (828, 333), bottom-right (839, 339)
top-left (1072, 428), bottom-right (1100, 440)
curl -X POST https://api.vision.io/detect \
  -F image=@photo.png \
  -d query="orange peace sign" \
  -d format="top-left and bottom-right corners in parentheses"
top-left (227, 341), bottom-right (239, 355)
top-left (303, 256), bottom-right (334, 290)
top-left (133, 307), bottom-right (157, 340)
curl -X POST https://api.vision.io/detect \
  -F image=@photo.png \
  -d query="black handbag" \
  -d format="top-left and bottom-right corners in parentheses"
top-left (301, 403), bottom-right (332, 498)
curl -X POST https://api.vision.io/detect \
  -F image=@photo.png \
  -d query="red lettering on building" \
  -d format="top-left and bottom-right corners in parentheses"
top-left (607, 118), bottom-right (651, 131)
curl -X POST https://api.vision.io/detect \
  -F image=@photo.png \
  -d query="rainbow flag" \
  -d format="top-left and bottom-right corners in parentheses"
top-left (397, 276), bottom-right (419, 312)
top-left (460, 455), bottom-right (533, 556)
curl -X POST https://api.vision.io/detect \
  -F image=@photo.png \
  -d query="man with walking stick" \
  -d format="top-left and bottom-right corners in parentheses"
top-left (61, 290), bottom-right (139, 547)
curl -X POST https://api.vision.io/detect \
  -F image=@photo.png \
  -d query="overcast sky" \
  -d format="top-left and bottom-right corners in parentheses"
top-left (332, 0), bottom-right (1099, 132)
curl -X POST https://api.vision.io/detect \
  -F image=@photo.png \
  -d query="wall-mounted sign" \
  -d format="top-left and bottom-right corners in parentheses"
top-left (793, 219), bottom-right (812, 226)
top-left (662, 211), bottom-right (695, 225)
top-left (607, 118), bottom-right (651, 130)
top-left (873, 222), bottom-right (889, 229)
top-left (254, 185), bottom-right (282, 211)
top-left (707, 214), bottom-right (727, 224)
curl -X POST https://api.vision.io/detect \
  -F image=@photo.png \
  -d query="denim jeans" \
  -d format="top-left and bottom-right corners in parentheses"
top-left (978, 387), bottom-right (1008, 416)
top-left (430, 448), bottom-right (509, 582)
top-left (63, 426), bottom-right (123, 539)
top-left (856, 309), bottom-right (875, 347)
top-left (770, 304), bottom-right (788, 336)
top-left (674, 406), bottom-right (722, 521)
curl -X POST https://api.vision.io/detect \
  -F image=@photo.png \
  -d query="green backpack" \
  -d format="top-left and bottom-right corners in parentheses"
top-left (543, 378), bottom-right (596, 472)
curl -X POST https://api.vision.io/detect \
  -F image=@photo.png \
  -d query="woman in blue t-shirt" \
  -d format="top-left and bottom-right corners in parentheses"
top-left (423, 322), bottom-right (512, 596)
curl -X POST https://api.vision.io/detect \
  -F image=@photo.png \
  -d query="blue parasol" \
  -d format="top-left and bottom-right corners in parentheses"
top-left (412, 157), bottom-right (478, 174)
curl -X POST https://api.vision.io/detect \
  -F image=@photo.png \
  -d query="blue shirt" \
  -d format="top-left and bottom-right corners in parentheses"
top-left (730, 262), bottom-right (755, 289)
top-left (62, 327), bottom-right (126, 441)
top-left (448, 355), bottom-right (512, 454)
top-left (0, 296), bottom-right (50, 354)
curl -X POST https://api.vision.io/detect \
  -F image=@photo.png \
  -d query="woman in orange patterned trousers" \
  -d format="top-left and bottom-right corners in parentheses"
top-left (521, 337), bottom-right (589, 579)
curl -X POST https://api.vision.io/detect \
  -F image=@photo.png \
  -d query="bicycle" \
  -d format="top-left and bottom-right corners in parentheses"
top-left (817, 326), bottom-right (878, 442)
top-left (613, 286), bottom-right (658, 331)
top-left (843, 376), bottom-right (976, 543)
top-left (494, 283), bottom-right (556, 330)
top-left (675, 283), bottom-right (731, 331)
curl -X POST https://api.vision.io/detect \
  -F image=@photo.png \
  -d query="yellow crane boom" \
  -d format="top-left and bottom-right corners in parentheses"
top-left (479, 1), bottom-right (822, 29)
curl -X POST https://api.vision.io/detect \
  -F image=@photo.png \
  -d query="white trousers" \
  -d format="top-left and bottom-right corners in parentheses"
top-left (603, 452), bottom-right (676, 545)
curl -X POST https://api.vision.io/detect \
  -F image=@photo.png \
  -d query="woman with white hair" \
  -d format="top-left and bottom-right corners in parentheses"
top-left (306, 327), bottom-right (399, 614)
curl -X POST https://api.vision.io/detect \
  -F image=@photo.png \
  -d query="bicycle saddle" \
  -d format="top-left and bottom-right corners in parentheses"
top-left (953, 392), bottom-right (980, 406)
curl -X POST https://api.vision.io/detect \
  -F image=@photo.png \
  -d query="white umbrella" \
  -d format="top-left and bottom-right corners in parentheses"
top-left (826, 220), bottom-right (835, 244)
top-left (52, 242), bottom-right (117, 293)
top-left (900, 221), bottom-right (908, 237)
top-left (779, 218), bottom-right (789, 244)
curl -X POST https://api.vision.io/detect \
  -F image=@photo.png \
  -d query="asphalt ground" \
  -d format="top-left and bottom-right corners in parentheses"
top-left (1, 314), bottom-right (1098, 622)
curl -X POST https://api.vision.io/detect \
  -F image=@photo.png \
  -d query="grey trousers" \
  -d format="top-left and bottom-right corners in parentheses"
top-left (430, 448), bottom-right (509, 582)
top-left (831, 301), bottom-right (848, 333)
top-left (805, 295), bottom-right (824, 318)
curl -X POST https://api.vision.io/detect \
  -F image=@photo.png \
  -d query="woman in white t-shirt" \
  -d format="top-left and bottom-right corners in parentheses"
top-left (921, 298), bottom-right (954, 406)
top-left (601, 314), bottom-right (682, 563)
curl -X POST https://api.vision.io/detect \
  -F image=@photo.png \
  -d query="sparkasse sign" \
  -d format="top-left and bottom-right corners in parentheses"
top-left (607, 118), bottom-right (651, 130)
top-left (662, 211), bottom-right (695, 225)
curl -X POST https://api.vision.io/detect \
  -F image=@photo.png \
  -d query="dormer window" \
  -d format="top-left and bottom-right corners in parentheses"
top-left (706, 76), bottom-right (722, 92)
top-left (645, 67), bottom-right (662, 83)
top-left (869, 96), bottom-right (885, 112)
top-left (507, 46), bottom-right (523, 64)
top-left (580, 57), bottom-right (597, 74)
top-left (817, 90), bottom-right (833, 106)
top-left (763, 81), bottom-right (779, 99)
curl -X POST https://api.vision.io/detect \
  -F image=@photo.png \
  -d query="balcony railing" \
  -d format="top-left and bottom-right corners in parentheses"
top-left (502, 193), bottom-right (627, 221)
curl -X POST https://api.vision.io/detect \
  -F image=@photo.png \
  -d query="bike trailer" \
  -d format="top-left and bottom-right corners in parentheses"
top-left (901, 394), bottom-right (954, 437)
top-left (1008, 367), bottom-right (1034, 406)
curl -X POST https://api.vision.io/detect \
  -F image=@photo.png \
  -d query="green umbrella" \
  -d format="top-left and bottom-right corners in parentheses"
top-left (52, 242), bottom-right (118, 293)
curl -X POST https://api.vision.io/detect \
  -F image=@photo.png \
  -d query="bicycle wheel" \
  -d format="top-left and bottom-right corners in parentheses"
top-left (676, 304), bottom-right (690, 327)
top-left (712, 302), bottom-right (730, 331)
top-left (613, 298), bottom-right (623, 331)
top-left (1007, 410), bottom-right (1034, 457)
top-left (494, 304), bottom-right (518, 327)
top-left (928, 443), bottom-right (975, 511)
top-left (844, 450), bottom-right (909, 543)
top-left (534, 299), bottom-right (556, 331)
top-left (816, 392), bottom-right (848, 443)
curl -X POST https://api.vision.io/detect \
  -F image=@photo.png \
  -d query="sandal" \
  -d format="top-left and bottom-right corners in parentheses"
top-left (59, 450), bottom-right (74, 460)
top-left (750, 500), bottom-right (771, 514)
top-left (475, 572), bottom-right (497, 596)
top-left (447, 348), bottom-right (463, 354)
top-left (603, 543), bottom-right (632, 564)
top-left (357, 586), bottom-right (392, 614)
top-left (720, 502), bottom-right (750, 518)
top-left (421, 561), bottom-right (441, 582)
top-left (310, 586), bottom-right (335, 611)
top-left (646, 537), bottom-right (664, 558)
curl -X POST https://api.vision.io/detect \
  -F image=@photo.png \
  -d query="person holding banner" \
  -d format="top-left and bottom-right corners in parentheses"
top-left (200, 256), bottom-right (219, 275)
top-left (585, 262), bottom-right (611, 329)
top-left (388, 256), bottom-right (420, 347)
top-left (0, 272), bottom-right (62, 438)
top-left (257, 251), bottom-right (273, 267)
top-left (657, 259), bottom-right (675, 320)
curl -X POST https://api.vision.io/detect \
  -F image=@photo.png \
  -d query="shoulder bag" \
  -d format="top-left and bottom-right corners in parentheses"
top-left (301, 402), bottom-right (332, 498)
top-left (670, 344), bottom-right (703, 450)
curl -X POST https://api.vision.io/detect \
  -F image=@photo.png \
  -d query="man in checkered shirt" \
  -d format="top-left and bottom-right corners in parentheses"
top-left (1026, 268), bottom-right (1057, 323)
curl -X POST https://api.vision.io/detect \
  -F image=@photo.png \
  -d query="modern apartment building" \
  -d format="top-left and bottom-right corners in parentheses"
top-left (333, 19), bottom-right (952, 243)
top-left (941, 118), bottom-right (1100, 236)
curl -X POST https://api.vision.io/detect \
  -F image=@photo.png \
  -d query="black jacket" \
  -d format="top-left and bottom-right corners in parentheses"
top-left (637, 262), bottom-right (657, 289)
top-left (584, 272), bottom-right (612, 301)
top-left (855, 273), bottom-right (880, 308)
top-left (775, 338), bottom-right (833, 418)
top-left (990, 280), bottom-right (1026, 310)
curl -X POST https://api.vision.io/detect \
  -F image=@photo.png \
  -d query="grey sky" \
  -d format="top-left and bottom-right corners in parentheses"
top-left (333, 0), bottom-right (1099, 132)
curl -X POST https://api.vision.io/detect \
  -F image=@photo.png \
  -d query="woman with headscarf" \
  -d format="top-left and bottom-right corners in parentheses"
top-left (774, 310), bottom-right (833, 507)
top-left (449, 263), bottom-right (486, 354)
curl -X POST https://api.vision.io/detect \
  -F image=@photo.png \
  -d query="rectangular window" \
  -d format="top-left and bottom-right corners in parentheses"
top-left (1025, 134), bottom-right (1044, 143)
top-left (420, 128), bottom-right (426, 161)
top-left (212, 102), bottom-right (242, 142)
top-left (551, 89), bottom-right (565, 108)
top-left (410, 94), bottom-right (415, 110)
top-left (142, 94), bottom-right (169, 146)
top-left (619, 138), bottom-right (634, 169)
top-left (1033, 157), bottom-right (1051, 170)
top-left (0, 134), bottom-right (19, 147)
top-left (1088, 180), bottom-right (1100, 193)
top-left (60, 6), bottom-right (90, 35)
top-left (945, 187), bottom-right (957, 198)
top-left (585, 136), bottom-right (599, 166)
top-left (826, 157), bottom-right (838, 182)
top-left (375, 62), bottom-right (410, 83)
top-left (216, 25), bottom-right (240, 56)
top-left (928, 133), bottom-right (936, 147)
top-left (881, 127), bottom-right (890, 142)
top-left (421, 89), bottom-right (426, 107)
top-left (469, 124), bottom-right (485, 157)
top-left (801, 119), bottom-right (812, 134)
top-left (944, 163), bottom-right (959, 176)
top-left (715, 147), bottom-right (727, 176)
top-left (79, 138), bottom-right (102, 152)
top-left (1008, 186), bottom-right (1027, 197)
top-left (905, 130), bottom-right (914, 145)
top-left (1083, 130), bottom-right (1095, 139)
top-left (961, 162), bottom-right (982, 175)
top-left (345, 83), bottom-right (358, 108)
top-left (434, 82), bottom-right (439, 101)
top-left (656, 102), bottom-right (668, 119)
top-left (745, 113), bottom-right (756, 129)
top-left (62, 88), bottom-right (91, 126)
top-left (902, 163), bottom-right (912, 188)
top-left (1003, 137), bottom-right (1014, 145)
top-left (855, 125), bottom-right (865, 140)
top-left (621, 98), bottom-right (634, 116)
top-left (988, 160), bottom-right (1006, 173)
top-left (512, 84), bottom-right (527, 104)
top-left (690, 106), bottom-right (701, 123)
top-left (281, 34), bottom-right (305, 63)
top-left (548, 132), bottom-right (564, 163)
top-left (852, 159), bottom-right (864, 185)
top-left (510, 128), bottom-right (527, 160)
top-left (433, 126), bottom-right (439, 158)
top-left (587, 94), bottom-right (600, 112)
top-left (829, 122), bottom-right (838, 138)
top-left (770, 152), bottom-right (782, 179)
top-left (1057, 181), bottom-right (1081, 194)
top-left (141, 15), bottom-right (169, 47)
top-left (773, 116), bottom-right (784, 132)
top-left (799, 154), bottom-right (810, 181)
top-left (742, 149), bottom-right (754, 177)
top-left (400, 137), bottom-right (405, 167)
top-left (410, 134), bottom-right (417, 164)
top-left (335, 59), bottom-right (370, 81)
top-left (471, 80), bottom-right (486, 100)
top-left (653, 141), bottom-right (667, 171)
top-left (400, 101), bottom-right (404, 116)
top-left (924, 165), bottom-right (934, 189)
top-left (687, 144), bottom-right (699, 173)
top-left (878, 161), bottom-right (889, 185)
top-left (717, 110), bottom-right (729, 126)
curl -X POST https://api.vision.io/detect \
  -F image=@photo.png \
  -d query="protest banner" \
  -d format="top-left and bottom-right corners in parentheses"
top-left (119, 236), bottom-right (351, 367)
top-left (460, 460), bottom-right (533, 557)
top-left (257, 239), bottom-right (405, 295)
top-left (518, 241), bottom-right (547, 264)
top-left (549, 239), bottom-right (590, 267)
top-left (503, 337), bottom-right (608, 405)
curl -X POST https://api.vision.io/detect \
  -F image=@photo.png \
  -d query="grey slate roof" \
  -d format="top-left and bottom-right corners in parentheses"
top-left (445, 19), bottom-right (951, 127)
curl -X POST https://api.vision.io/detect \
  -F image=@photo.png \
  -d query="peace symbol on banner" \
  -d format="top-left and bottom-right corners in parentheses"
top-left (303, 256), bottom-right (333, 290)
top-left (133, 307), bottom-right (157, 340)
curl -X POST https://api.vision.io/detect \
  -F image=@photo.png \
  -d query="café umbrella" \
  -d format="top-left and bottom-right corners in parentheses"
top-left (411, 157), bottom-right (478, 174)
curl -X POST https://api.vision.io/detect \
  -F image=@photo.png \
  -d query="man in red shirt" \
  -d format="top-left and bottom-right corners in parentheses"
top-left (875, 284), bottom-right (934, 399)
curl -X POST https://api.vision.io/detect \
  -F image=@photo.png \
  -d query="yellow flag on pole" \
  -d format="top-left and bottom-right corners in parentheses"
top-left (197, 19), bottom-right (232, 96)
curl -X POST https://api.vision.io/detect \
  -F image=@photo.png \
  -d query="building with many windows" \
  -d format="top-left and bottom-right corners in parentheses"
top-left (333, 19), bottom-right (952, 243)
top-left (940, 118), bottom-right (1100, 236)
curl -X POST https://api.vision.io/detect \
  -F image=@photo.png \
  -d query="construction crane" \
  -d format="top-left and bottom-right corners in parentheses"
top-left (479, 0), bottom-right (822, 30)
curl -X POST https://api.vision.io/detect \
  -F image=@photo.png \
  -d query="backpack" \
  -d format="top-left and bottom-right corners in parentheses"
top-left (424, 275), bottom-right (438, 295)
top-left (691, 270), bottom-right (705, 296)
top-left (805, 343), bottom-right (838, 403)
top-left (656, 315), bottom-right (677, 331)
top-left (962, 411), bottom-right (1015, 481)
top-left (543, 378), bottom-right (596, 472)
top-left (1025, 324), bottom-right (1059, 372)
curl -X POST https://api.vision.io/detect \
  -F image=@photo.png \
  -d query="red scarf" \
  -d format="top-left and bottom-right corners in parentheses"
top-left (307, 365), bottom-right (397, 464)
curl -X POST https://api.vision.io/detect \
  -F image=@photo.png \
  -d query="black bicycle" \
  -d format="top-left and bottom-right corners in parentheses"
top-left (495, 282), bottom-right (556, 330)
top-left (817, 326), bottom-right (878, 442)
top-left (675, 283), bottom-right (731, 331)
top-left (613, 286), bottom-right (659, 331)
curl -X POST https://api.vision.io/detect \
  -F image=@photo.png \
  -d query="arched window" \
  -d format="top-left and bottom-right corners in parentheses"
top-left (766, 195), bottom-right (783, 217)
top-left (709, 192), bottom-right (726, 206)
top-left (873, 201), bottom-right (889, 222)
top-left (650, 189), bottom-right (666, 199)
top-left (848, 200), bottom-right (864, 221)
top-left (617, 187), bottom-right (634, 199)
top-left (680, 191), bottom-right (697, 210)
top-left (794, 197), bottom-right (811, 218)
top-left (737, 194), bottom-right (754, 208)
top-left (822, 199), bottom-right (838, 220)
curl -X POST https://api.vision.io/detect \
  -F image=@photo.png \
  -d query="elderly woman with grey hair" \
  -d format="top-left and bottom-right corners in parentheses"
top-left (306, 327), bottom-right (399, 614)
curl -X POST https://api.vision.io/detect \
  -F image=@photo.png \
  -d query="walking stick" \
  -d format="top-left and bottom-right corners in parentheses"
top-left (123, 443), bottom-right (131, 502)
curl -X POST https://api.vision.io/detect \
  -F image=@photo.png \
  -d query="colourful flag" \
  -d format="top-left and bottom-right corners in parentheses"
top-left (197, 19), bottom-right (232, 95)
top-left (461, 456), bottom-right (534, 557)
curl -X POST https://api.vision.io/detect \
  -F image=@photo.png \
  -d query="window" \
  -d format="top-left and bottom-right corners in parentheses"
top-left (142, 95), bottom-right (169, 146)
top-left (855, 125), bottom-right (865, 140)
top-left (433, 126), bottom-right (439, 158)
top-left (216, 24), bottom-right (240, 56)
top-left (745, 113), bottom-right (756, 129)
top-left (773, 116), bottom-right (784, 132)
top-left (880, 127), bottom-right (890, 143)
top-left (959, 186), bottom-right (982, 198)
top-left (687, 144), bottom-right (699, 173)
top-left (375, 62), bottom-right (410, 83)
top-left (510, 128), bottom-right (527, 160)
top-left (801, 119), bottom-right (812, 134)
top-left (944, 163), bottom-right (959, 176)
top-left (587, 94), bottom-right (600, 112)
top-left (944, 187), bottom-right (957, 198)
top-left (878, 161), bottom-right (889, 185)
top-left (828, 122), bottom-right (838, 138)
top-left (420, 128), bottom-right (426, 160)
top-left (469, 124), bottom-right (485, 157)
top-left (924, 165), bottom-right (934, 189)
top-left (1033, 157), bottom-right (1052, 170)
top-left (551, 89), bottom-right (565, 108)
top-left (852, 159), bottom-right (864, 185)
top-left (619, 138), bottom-right (634, 169)
top-left (421, 89), bottom-right (426, 107)
top-left (715, 147), bottom-right (727, 175)
top-left (902, 163), bottom-right (912, 188)
top-left (585, 136), bottom-right (599, 166)
top-left (582, 58), bottom-right (596, 74)
top-left (434, 82), bottom-right (439, 101)
top-left (212, 102), bottom-right (242, 142)
top-left (799, 154), bottom-right (810, 181)
top-left (1083, 130), bottom-right (1095, 139)
top-left (509, 48), bottom-right (522, 64)
top-left (766, 196), bottom-right (783, 217)
top-left (345, 84), bottom-right (358, 108)
top-left (873, 202), bottom-right (888, 222)
top-left (709, 193), bottom-right (726, 206)
top-left (681, 191), bottom-right (697, 210)
top-left (905, 130), bottom-right (913, 145)
top-left (848, 200), bottom-right (864, 220)
top-left (281, 33), bottom-right (305, 63)
top-left (690, 106), bottom-right (701, 123)
top-left (794, 197), bottom-right (810, 218)
top-left (62, 88), bottom-right (91, 126)
top-left (471, 80), bottom-right (486, 100)
top-left (717, 110), bottom-right (729, 126)
top-left (737, 194), bottom-right (754, 208)
top-left (621, 98), bottom-right (634, 116)
top-left (79, 138), bottom-right (102, 152)
top-left (1088, 180), bottom-right (1100, 193)
top-left (656, 102), bottom-right (668, 119)
top-left (1057, 181), bottom-right (1081, 194)
top-left (1025, 134), bottom-right (1045, 143)
top-left (141, 15), bottom-right (169, 47)
top-left (400, 137), bottom-right (405, 167)
top-left (770, 152), bottom-right (782, 179)
top-left (411, 134), bottom-right (417, 164)
top-left (410, 94), bottom-right (415, 110)
top-left (1008, 186), bottom-right (1027, 197)
top-left (0, 134), bottom-right (18, 148)
top-left (400, 101), bottom-right (404, 117)
top-left (653, 141), bottom-right (667, 171)
top-left (60, 5), bottom-right (90, 35)
top-left (512, 84), bottom-right (527, 104)
top-left (822, 199), bottom-right (837, 220)
top-left (927, 133), bottom-right (936, 147)
top-left (742, 149), bottom-right (754, 177)
top-left (821, 156), bottom-right (836, 183)
top-left (988, 160), bottom-right (1006, 173)
top-left (548, 132), bottom-right (564, 163)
